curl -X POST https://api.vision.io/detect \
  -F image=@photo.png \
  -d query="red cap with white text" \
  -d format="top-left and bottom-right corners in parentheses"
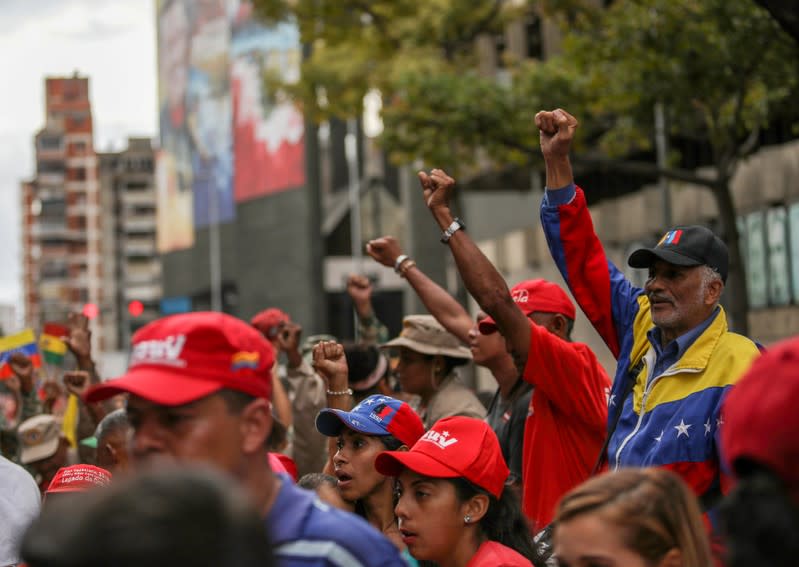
top-left (375, 416), bottom-right (509, 498)
top-left (479, 279), bottom-right (576, 334)
top-left (46, 465), bottom-right (112, 494)
top-left (85, 312), bottom-right (275, 406)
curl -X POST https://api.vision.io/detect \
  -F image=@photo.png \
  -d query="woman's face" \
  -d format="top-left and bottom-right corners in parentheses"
top-left (554, 512), bottom-right (653, 567)
top-left (395, 347), bottom-right (434, 396)
top-left (394, 469), bottom-right (469, 564)
top-left (332, 429), bottom-right (390, 502)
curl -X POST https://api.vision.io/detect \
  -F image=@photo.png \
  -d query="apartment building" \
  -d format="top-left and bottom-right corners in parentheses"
top-left (98, 139), bottom-right (161, 351)
top-left (22, 74), bottom-right (103, 350)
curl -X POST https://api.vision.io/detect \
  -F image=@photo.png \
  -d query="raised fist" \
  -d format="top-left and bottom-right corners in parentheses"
top-left (365, 236), bottom-right (403, 268)
top-left (347, 274), bottom-right (374, 305)
top-left (63, 312), bottom-right (92, 362)
top-left (8, 352), bottom-right (35, 394)
top-left (8, 352), bottom-right (33, 379)
top-left (63, 370), bottom-right (91, 398)
top-left (418, 168), bottom-right (456, 212)
top-left (312, 341), bottom-right (349, 385)
top-left (534, 108), bottom-right (578, 160)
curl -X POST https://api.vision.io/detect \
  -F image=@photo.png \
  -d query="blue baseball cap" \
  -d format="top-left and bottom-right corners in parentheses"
top-left (315, 395), bottom-right (424, 447)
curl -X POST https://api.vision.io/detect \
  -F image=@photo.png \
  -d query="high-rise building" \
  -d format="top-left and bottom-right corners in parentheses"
top-left (98, 139), bottom-right (161, 351)
top-left (21, 74), bottom-right (103, 349)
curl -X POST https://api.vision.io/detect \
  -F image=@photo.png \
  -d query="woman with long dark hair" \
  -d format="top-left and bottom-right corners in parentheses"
top-left (375, 416), bottom-right (537, 566)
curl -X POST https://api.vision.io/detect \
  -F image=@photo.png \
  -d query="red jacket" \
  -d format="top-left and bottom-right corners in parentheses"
top-left (521, 320), bottom-right (611, 530)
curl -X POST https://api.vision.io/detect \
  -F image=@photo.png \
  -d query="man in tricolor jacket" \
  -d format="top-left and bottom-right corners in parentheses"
top-left (535, 108), bottom-right (760, 514)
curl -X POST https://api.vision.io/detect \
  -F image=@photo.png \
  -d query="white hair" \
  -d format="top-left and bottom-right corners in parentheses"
top-left (699, 265), bottom-right (723, 307)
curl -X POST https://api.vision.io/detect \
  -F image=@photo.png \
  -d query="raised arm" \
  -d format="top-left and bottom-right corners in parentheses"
top-left (536, 109), bottom-right (644, 358)
top-left (366, 236), bottom-right (473, 343)
top-left (63, 312), bottom-right (101, 385)
top-left (346, 275), bottom-right (389, 345)
top-left (417, 170), bottom-right (532, 370)
top-left (312, 341), bottom-right (353, 471)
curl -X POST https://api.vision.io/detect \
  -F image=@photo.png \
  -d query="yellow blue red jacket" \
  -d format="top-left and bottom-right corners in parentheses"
top-left (540, 184), bottom-right (760, 501)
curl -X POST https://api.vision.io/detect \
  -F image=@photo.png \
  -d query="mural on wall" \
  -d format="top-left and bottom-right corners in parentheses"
top-left (156, 0), bottom-right (196, 252)
top-left (230, 2), bottom-right (305, 201)
top-left (156, 0), bottom-right (304, 253)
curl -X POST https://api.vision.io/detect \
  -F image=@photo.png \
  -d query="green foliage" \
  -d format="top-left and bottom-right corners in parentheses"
top-left (254, 0), bottom-right (799, 176)
top-left (562, 0), bottom-right (799, 169)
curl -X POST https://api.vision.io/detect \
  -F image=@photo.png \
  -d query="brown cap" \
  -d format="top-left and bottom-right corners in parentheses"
top-left (381, 315), bottom-right (471, 360)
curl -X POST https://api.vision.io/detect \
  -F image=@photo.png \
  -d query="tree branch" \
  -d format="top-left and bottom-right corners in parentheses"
top-left (573, 155), bottom-right (721, 189)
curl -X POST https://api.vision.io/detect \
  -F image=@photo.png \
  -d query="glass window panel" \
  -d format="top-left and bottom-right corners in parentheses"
top-left (789, 203), bottom-right (799, 303)
top-left (766, 207), bottom-right (790, 305)
top-left (745, 211), bottom-right (768, 308)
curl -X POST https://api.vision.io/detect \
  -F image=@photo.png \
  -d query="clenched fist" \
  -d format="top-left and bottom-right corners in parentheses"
top-left (534, 108), bottom-right (578, 160)
top-left (418, 168), bottom-right (456, 213)
top-left (365, 236), bottom-right (403, 268)
top-left (312, 341), bottom-right (349, 386)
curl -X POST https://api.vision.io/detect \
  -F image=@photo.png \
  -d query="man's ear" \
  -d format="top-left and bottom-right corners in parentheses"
top-left (549, 314), bottom-right (569, 338)
top-left (462, 493), bottom-right (490, 524)
top-left (240, 398), bottom-right (272, 455)
top-left (705, 278), bottom-right (723, 305)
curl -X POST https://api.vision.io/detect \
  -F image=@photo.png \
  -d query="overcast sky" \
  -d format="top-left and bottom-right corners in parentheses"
top-left (0, 0), bottom-right (157, 313)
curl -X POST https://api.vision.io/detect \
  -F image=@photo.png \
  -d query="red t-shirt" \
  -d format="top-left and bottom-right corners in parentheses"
top-left (467, 541), bottom-right (532, 567)
top-left (521, 321), bottom-right (611, 531)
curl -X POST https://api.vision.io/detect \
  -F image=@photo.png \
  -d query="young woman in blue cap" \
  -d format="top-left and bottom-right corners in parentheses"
top-left (314, 340), bottom-right (426, 558)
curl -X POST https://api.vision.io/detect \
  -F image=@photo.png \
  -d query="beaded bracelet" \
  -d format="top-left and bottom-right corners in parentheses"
top-left (326, 388), bottom-right (353, 396)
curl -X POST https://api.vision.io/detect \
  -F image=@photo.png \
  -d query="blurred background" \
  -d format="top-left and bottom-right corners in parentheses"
top-left (3, 0), bottom-right (799, 383)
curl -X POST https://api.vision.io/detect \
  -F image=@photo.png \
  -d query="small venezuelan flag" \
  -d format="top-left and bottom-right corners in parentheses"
top-left (0, 329), bottom-right (42, 379)
top-left (40, 323), bottom-right (69, 366)
top-left (231, 351), bottom-right (260, 370)
top-left (657, 229), bottom-right (683, 247)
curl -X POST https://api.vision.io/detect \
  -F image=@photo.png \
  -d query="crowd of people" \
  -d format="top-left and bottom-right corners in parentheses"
top-left (1, 109), bottom-right (797, 567)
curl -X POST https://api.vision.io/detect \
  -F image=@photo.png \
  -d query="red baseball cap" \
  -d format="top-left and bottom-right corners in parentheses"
top-left (375, 416), bottom-right (509, 498)
top-left (251, 308), bottom-right (290, 339)
top-left (722, 336), bottom-right (799, 493)
top-left (85, 312), bottom-right (275, 406)
top-left (479, 279), bottom-right (576, 334)
top-left (46, 464), bottom-right (112, 494)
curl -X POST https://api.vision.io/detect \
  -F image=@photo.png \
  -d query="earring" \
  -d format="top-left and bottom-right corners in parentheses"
top-left (464, 515), bottom-right (471, 524)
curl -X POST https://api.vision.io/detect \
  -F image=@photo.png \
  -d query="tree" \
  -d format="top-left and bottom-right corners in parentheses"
top-left (754, 0), bottom-right (799, 43)
top-left (254, 0), bottom-right (799, 334)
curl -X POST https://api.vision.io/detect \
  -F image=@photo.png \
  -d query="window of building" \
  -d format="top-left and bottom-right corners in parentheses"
top-left (790, 203), bottom-right (799, 302)
top-left (766, 207), bottom-right (791, 305)
top-left (69, 141), bottom-right (87, 154)
top-left (740, 203), bottom-right (799, 308)
top-left (743, 211), bottom-right (768, 308)
top-left (39, 136), bottom-right (62, 151)
top-left (525, 13), bottom-right (543, 59)
top-left (38, 160), bottom-right (65, 174)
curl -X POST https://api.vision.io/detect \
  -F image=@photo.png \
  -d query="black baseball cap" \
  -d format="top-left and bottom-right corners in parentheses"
top-left (628, 226), bottom-right (728, 282)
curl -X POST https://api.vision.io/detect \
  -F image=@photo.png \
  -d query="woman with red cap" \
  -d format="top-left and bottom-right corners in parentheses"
top-left (375, 416), bottom-right (538, 567)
